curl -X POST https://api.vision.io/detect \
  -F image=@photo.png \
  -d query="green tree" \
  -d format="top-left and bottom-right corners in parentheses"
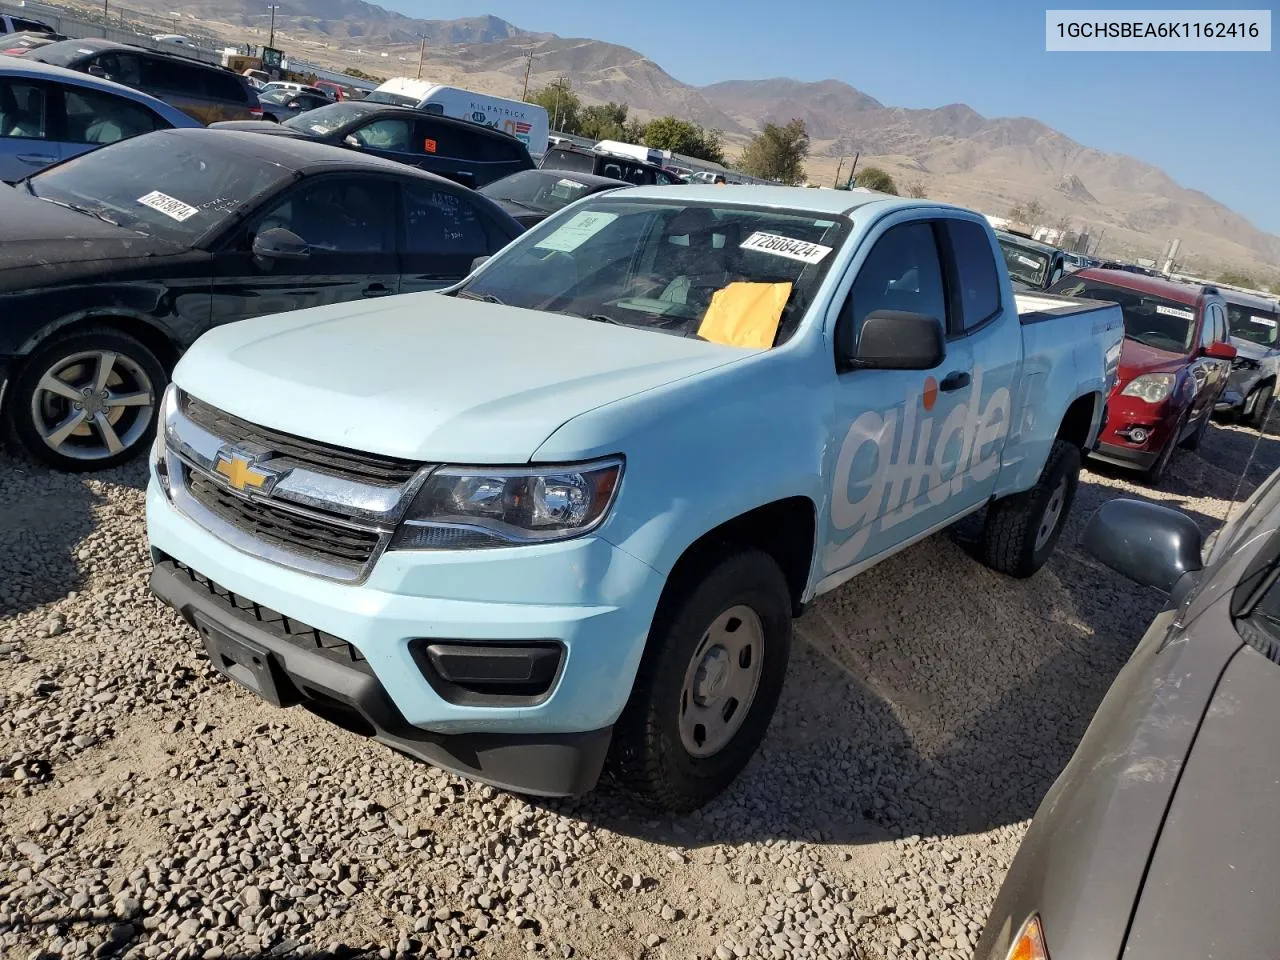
top-left (1219, 270), bottom-right (1259, 289)
top-left (739, 119), bottom-right (809, 184)
top-left (642, 116), bottom-right (725, 164)
top-left (856, 166), bottom-right (898, 195)
top-left (578, 102), bottom-right (630, 141)
top-left (526, 82), bottom-right (581, 134)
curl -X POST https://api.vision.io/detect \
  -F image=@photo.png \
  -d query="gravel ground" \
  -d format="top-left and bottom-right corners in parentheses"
top-left (2, 417), bottom-right (1278, 960)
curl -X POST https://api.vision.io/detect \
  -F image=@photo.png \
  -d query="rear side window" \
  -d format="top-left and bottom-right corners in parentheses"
top-left (202, 70), bottom-right (250, 103)
top-left (1200, 306), bottom-right (1215, 349)
top-left (0, 78), bottom-right (47, 139)
top-left (13, 17), bottom-right (49, 31)
top-left (143, 57), bottom-right (204, 96)
top-left (542, 148), bottom-right (595, 175)
top-left (62, 86), bottom-right (166, 143)
top-left (403, 184), bottom-right (493, 257)
top-left (91, 52), bottom-right (143, 88)
top-left (943, 219), bottom-right (1001, 332)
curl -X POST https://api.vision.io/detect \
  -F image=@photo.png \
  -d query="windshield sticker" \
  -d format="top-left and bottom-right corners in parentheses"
top-left (136, 191), bottom-right (199, 222)
top-left (557, 178), bottom-right (580, 188)
top-left (1251, 315), bottom-right (1278, 327)
top-left (740, 232), bottom-right (833, 264)
top-left (534, 210), bottom-right (617, 252)
top-left (1015, 254), bottom-right (1040, 268)
top-left (1156, 304), bottom-right (1195, 321)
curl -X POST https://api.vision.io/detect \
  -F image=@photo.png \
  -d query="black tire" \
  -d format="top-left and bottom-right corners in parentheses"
top-left (609, 548), bottom-right (792, 812)
top-left (1180, 408), bottom-right (1211, 450)
top-left (7, 328), bottom-right (167, 472)
top-left (1249, 382), bottom-right (1275, 430)
top-left (980, 439), bottom-right (1080, 579)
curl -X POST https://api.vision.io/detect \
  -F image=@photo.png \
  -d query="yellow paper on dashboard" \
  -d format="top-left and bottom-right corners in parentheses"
top-left (697, 281), bottom-right (793, 349)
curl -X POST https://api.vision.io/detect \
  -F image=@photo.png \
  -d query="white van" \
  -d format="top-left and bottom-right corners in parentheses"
top-left (593, 139), bottom-right (666, 166)
top-left (366, 78), bottom-right (549, 156)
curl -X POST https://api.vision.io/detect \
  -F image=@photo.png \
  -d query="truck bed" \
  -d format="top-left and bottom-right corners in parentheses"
top-left (1015, 291), bottom-right (1120, 325)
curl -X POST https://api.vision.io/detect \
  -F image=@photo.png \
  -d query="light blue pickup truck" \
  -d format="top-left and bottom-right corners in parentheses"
top-left (146, 186), bottom-right (1124, 811)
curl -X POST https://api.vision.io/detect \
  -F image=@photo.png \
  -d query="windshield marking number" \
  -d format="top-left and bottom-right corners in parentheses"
top-left (1155, 304), bottom-right (1195, 321)
top-left (136, 190), bottom-right (199, 222)
top-left (740, 231), bottom-right (833, 264)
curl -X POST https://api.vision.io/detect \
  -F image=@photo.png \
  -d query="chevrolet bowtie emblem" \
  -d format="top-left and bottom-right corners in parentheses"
top-left (213, 446), bottom-right (280, 495)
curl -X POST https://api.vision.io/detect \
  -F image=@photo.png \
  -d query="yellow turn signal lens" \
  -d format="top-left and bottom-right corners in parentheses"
top-left (1006, 914), bottom-right (1049, 960)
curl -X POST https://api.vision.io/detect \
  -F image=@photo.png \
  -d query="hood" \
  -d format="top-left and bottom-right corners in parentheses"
top-left (1118, 336), bottom-right (1189, 381)
top-left (1123, 644), bottom-right (1280, 959)
top-left (174, 292), bottom-right (751, 462)
top-left (1228, 337), bottom-right (1276, 362)
top-left (0, 184), bottom-right (178, 276)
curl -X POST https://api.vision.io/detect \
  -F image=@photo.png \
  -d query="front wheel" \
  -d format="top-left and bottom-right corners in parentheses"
top-left (609, 548), bottom-right (792, 812)
top-left (980, 439), bottom-right (1081, 578)
top-left (8, 328), bottom-right (167, 472)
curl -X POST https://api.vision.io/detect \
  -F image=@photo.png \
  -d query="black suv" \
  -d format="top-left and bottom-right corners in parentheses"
top-left (540, 143), bottom-right (683, 186)
top-left (32, 38), bottom-right (260, 124)
top-left (213, 102), bottom-right (536, 189)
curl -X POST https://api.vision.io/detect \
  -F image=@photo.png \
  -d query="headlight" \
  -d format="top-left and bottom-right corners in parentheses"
top-left (151, 383), bottom-right (179, 497)
top-left (390, 457), bottom-right (624, 550)
top-left (1120, 373), bottom-right (1176, 404)
top-left (1004, 914), bottom-right (1049, 960)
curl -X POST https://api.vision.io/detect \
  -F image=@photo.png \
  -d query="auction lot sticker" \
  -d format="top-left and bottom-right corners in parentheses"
top-left (137, 191), bottom-right (199, 222)
top-left (534, 211), bottom-right (617, 252)
top-left (740, 232), bottom-right (833, 264)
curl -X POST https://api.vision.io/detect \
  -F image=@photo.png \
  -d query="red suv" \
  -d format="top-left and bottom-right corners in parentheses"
top-left (1048, 269), bottom-right (1237, 483)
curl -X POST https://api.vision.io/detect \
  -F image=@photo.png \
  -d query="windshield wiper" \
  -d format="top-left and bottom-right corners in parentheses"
top-left (35, 195), bottom-right (120, 226)
top-left (456, 291), bottom-right (505, 305)
top-left (586, 313), bottom-right (628, 326)
top-left (497, 197), bottom-right (541, 212)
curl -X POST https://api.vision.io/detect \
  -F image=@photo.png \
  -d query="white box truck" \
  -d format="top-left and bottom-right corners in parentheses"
top-left (367, 79), bottom-right (549, 157)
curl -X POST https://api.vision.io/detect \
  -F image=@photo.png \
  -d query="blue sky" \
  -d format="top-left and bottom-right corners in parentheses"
top-left (406, 0), bottom-right (1279, 234)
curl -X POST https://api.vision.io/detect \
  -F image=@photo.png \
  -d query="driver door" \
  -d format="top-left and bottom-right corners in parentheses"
top-left (209, 174), bottom-right (401, 330)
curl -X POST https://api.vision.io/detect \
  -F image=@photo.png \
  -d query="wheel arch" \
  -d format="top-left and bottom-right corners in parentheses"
top-left (1056, 391), bottom-right (1103, 450)
top-left (17, 313), bottom-right (180, 371)
top-left (660, 497), bottom-right (817, 618)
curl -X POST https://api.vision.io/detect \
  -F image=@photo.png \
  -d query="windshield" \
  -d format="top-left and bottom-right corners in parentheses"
top-left (458, 198), bottom-right (851, 347)
top-left (363, 91), bottom-right (419, 107)
top-left (998, 238), bottom-right (1049, 287)
top-left (259, 89), bottom-right (293, 105)
top-left (541, 148), bottom-right (597, 176)
top-left (26, 131), bottom-right (293, 244)
top-left (479, 171), bottom-right (597, 214)
top-left (282, 101), bottom-right (372, 135)
top-left (1049, 275), bottom-right (1198, 353)
top-left (32, 40), bottom-right (103, 66)
top-left (1226, 302), bottom-right (1280, 347)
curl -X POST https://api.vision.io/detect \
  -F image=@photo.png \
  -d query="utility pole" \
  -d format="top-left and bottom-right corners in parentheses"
top-left (103, 0), bottom-right (108, 22)
top-left (416, 36), bottom-right (426, 80)
top-left (551, 76), bottom-right (569, 130)
top-left (833, 156), bottom-right (845, 187)
top-left (520, 50), bottom-right (535, 100)
top-left (847, 151), bottom-right (860, 188)
top-left (266, 5), bottom-right (279, 48)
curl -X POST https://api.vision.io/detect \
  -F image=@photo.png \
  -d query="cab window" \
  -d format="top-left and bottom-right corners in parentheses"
top-left (845, 221), bottom-right (948, 344)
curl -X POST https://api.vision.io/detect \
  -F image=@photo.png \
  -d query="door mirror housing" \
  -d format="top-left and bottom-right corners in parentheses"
top-left (843, 310), bottom-right (946, 371)
top-left (85, 64), bottom-right (107, 78)
top-left (470, 255), bottom-right (491, 273)
top-left (343, 134), bottom-right (362, 147)
top-left (1082, 498), bottom-right (1204, 593)
top-left (252, 227), bottom-right (310, 263)
top-left (1205, 340), bottom-right (1238, 361)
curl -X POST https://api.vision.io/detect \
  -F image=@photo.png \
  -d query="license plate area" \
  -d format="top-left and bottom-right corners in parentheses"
top-left (194, 614), bottom-right (299, 708)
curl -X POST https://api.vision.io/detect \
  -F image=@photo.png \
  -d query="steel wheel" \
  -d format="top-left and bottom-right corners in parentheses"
top-left (1034, 475), bottom-right (1068, 553)
top-left (678, 604), bottom-right (765, 758)
top-left (29, 349), bottom-right (155, 462)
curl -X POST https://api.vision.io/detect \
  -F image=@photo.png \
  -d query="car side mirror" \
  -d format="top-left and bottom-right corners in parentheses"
top-left (343, 134), bottom-right (362, 147)
top-left (85, 64), bottom-right (106, 77)
top-left (470, 255), bottom-right (491, 273)
top-left (252, 227), bottom-right (310, 263)
top-left (1082, 498), bottom-right (1203, 594)
top-left (1205, 341), bottom-right (1237, 361)
top-left (844, 310), bottom-right (946, 371)
top-left (287, 100), bottom-right (301, 109)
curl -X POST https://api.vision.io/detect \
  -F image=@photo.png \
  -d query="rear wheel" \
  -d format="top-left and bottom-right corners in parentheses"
top-left (8, 329), bottom-right (166, 472)
top-left (980, 439), bottom-right (1080, 578)
top-left (609, 548), bottom-right (792, 812)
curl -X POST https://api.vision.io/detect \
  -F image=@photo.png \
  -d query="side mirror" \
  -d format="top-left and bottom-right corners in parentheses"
top-left (343, 134), bottom-right (362, 147)
top-left (847, 310), bottom-right (946, 371)
top-left (1205, 341), bottom-right (1238, 361)
top-left (1082, 498), bottom-right (1203, 593)
top-left (287, 100), bottom-right (301, 109)
top-left (470, 255), bottom-right (491, 273)
top-left (252, 227), bottom-right (310, 263)
top-left (85, 64), bottom-right (106, 78)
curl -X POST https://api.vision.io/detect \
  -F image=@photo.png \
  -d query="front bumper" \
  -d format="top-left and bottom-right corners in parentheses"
top-left (146, 480), bottom-right (667, 794)
top-left (1088, 392), bottom-right (1178, 471)
top-left (1216, 369), bottom-right (1264, 412)
top-left (1089, 441), bottom-right (1159, 471)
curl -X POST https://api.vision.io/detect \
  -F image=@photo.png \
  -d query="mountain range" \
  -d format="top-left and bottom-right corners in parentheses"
top-left (112, 0), bottom-right (1279, 277)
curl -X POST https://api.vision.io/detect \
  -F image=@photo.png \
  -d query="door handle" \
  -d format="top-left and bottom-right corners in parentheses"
top-left (939, 371), bottom-right (971, 392)
top-left (17, 153), bottom-right (57, 165)
top-left (362, 283), bottom-right (393, 297)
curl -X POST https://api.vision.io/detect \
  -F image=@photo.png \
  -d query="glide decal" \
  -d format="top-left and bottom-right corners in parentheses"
top-left (824, 367), bottom-right (1011, 571)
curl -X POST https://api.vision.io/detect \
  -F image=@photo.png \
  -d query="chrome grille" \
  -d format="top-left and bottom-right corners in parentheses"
top-left (185, 472), bottom-right (379, 570)
top-left (181, 393), bottom-right (420, 486)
